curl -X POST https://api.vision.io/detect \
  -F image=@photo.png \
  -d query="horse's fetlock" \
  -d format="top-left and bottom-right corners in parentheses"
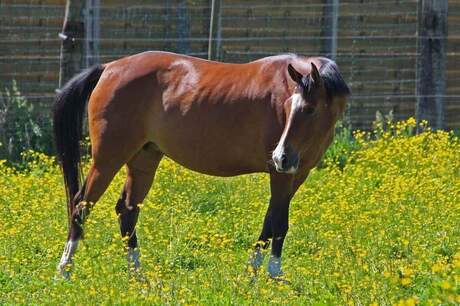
top-left (254, 239), bottom-right (270, 250)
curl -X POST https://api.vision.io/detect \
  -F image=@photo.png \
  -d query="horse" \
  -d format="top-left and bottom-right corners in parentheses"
top-left (53, 51), bottom-right (350, 279)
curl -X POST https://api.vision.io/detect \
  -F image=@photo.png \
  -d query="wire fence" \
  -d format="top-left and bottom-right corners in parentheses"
top-left (0, 0), bottom-right (458, 159)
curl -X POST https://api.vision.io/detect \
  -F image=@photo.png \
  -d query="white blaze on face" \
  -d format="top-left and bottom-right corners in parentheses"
top-left (290, 93), bottom-right (304, 114)
top-left (272, 93), bottom-right (303, 172)
top-left (272, 145), bottom-right (284, 171)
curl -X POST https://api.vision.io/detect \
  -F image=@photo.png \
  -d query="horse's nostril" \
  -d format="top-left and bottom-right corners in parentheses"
top-left (280, 153), bottom-right (288, 168)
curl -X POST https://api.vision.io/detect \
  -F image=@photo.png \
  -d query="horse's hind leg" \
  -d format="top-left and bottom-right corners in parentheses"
top-left (58, 138), bottom-right (145, 278)
top-left (115, 145), bottom-right (163, 271)
top-left (58, 161), bottom-right (122, 278)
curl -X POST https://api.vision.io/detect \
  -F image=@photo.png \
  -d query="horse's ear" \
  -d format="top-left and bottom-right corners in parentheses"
top-left (287, 64), bottom-right (303, 85)
top-left (310, 62), bottom-right (322, 86)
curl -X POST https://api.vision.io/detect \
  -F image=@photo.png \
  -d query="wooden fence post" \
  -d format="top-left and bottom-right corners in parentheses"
top-left (58, 0), bottom-right (85, 88)
top-left (208, 0), bottom-right (222, 60)
top-left (85, 0), bottom-right (100, 67)
top-left (320, 0), bottom-right (339, 60)
top-left (415, 0), bottom-right (448, 130)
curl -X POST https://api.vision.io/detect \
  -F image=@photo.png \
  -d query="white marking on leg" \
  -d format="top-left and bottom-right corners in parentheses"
top-left (57, 240), bottom-right (79, 279)
top-left (127, 248), bottom-right (141, 271)
top-left (267, 255), bottom-right (283, 278)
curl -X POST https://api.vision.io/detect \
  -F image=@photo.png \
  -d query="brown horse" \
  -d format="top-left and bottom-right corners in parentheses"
top-left (53, 51), bottom-right (350, 279)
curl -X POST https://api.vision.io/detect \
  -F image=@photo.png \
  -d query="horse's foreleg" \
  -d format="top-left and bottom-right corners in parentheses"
top-left (266, 194), bottom-right (290, 278)
top-left (249, 172), bottom-right (294, 278)
top-left (265, 171), bottom-right (309, 278)
top-left (116, 148), bottom-right (162, 271)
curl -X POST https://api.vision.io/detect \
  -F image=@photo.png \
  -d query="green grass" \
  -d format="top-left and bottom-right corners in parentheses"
top-left (0, 121), bottom-right (459, 305)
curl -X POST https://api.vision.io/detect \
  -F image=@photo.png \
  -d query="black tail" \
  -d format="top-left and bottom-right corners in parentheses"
top-left (53, 65), bottom-right (105, 207)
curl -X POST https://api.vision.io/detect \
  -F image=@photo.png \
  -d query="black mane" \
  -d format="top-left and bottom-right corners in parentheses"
top-left (301, 58), bottom-right (351, 98)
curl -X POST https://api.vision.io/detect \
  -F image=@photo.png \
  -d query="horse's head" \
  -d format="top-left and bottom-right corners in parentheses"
top-left (272, 60), bottom-right (350, 173)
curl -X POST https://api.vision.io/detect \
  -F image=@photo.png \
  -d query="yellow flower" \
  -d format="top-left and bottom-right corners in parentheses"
top-left (401, 277), bottom-right (412, 286)
top-left (440, 281), bottom-right (452, 290)
top-left (406, 117), bottom-right (416, 127)
top-left (432, 262), bottom-right (444, 273)
top-left (405, 296), bottom-right (418, 306)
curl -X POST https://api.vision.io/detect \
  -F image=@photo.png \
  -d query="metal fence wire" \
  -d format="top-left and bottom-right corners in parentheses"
top-left (0, 1), bottom-right (458, 157)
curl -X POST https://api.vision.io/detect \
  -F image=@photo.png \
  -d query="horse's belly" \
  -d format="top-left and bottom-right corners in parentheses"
top-left (167, 155), bottom-right (267, 177)
top-left (156, 138), bottom-right (268, 177)
top-left (151, 116), bottom-right (269, 176)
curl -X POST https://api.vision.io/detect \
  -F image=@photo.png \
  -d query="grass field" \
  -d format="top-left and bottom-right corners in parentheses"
top-left (1, 119), bottom-right (459, 305)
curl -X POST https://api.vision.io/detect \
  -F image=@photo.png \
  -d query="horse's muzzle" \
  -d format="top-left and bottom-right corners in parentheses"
top-left (272, 146), bottom-right (299, 174)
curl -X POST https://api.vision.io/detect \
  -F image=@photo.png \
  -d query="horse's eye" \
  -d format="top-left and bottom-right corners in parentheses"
top-left (302, 105), bottom-right (315, 115)
top-left (305, 106), bottom-right (315, 115)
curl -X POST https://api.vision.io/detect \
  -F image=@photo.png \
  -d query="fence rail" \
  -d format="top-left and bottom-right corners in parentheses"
top-left (0, 0), bottom-right (459, 134)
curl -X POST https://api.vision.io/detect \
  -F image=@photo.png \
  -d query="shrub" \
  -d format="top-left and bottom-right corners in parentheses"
top-left (321, 121), bottom-right (361, 169)
top-left (0, 81), bottom-right (53, 161)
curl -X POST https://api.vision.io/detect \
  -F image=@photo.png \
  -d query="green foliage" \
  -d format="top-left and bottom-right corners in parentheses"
top-left (322, 111), bottom-right (419, 170)
top-left (321, 121), bottom-right (361, 169)
top-left (0, 81), bottom-right (53, 161)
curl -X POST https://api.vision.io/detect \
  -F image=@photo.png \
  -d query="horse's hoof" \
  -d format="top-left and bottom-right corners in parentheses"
top-left (267, 255), bottom-right (283, 278)
top-left (57, 262), bottom-right (72, 280)
top-left (60, 270), bottom-right (71, 280)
